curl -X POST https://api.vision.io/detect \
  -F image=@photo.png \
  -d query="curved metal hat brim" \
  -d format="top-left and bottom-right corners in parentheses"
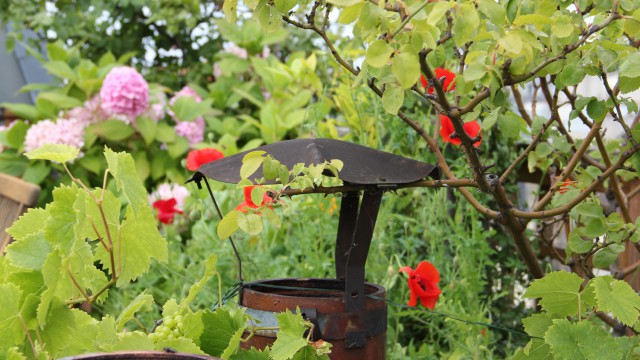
top-left (194, 138), bottom-right (439, 185)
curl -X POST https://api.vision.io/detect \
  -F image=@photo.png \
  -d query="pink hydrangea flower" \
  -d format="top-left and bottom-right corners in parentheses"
top-left (148, 183), bottom-right (190, 211)
top-left (174, 117), bottom-right (205, 145)
top-left (225, 44), bottom-right (248, 59)
top-left (24, 118), bottom-right (87, 154)
top-left (143, 92), bottom-right (166, 122)
top-left (100, 66), bottom-right (149, 119)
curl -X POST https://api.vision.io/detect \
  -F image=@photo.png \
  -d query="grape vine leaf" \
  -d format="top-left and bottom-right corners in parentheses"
top-left (513, 313), bottom-right (556, 359)
top-left (183, 310), bottom-right (205, 346)
top-left (230, 347), bottom-right (270, 360)
top-left (112, 206), bottom-right (168, 285)
top-left (6, 207), bottom-right (47, 240)
top-left (94, 315), bottom-right (119, 350)
top-left (103, 147), bottom-right (150, 214)
top-left (24, 143), bottom-right (79, 163)
top-left (545, 319), bottom-right (618, 359)
top-left (0, 283), bottom-right (24, 349)
top-left (63, 309), bottom-right (100, 355)
top-left (116, 291), bottom-right (154, 331)
top-left (291, 345), bottom-right (330, 360)
top-left (4, 230), bottom-right (49, 271)
top-left (4, 347), bottom-right (27, 360)
top-left (39, 300), bottom-right (76, 358)
top-left (181, 254), bottom-right (218, 309)
top-left (270, 309), bottom-right (308, 360)
top-left (44, 184), bottom-right (81, 253)
top-left (200, 307), bottom-right (247, 357)
top-left (36, 250), bottom-right (64, 327)
top-left (590, 276), bottom-right (640, 326)
top-left (524, 271), bottom-right (584, 316)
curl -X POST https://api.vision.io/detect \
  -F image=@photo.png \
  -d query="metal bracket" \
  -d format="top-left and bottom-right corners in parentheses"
top-left (337, 190), bottom-right (383, 313)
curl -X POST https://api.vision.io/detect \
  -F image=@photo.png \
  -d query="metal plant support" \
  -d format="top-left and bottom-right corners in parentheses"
top-left (188, 138), bottom-right (438, 359)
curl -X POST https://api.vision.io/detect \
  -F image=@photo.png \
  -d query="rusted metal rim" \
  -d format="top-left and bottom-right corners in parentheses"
top-left (241, 278), bottom-right (387, 342)
top-left (58, 351), bottom-right (219, 359)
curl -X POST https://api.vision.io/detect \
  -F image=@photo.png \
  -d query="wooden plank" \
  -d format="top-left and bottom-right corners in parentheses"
top-left (0, 172), bottom-right (40, 206)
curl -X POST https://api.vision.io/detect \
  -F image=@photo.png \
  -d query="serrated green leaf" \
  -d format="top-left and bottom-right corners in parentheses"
top-left (271, 309), bottom-right (308, 360)
top-left (524, 271), bottom-right (584, 317)
top-left (229, 347), bottom-right (270, 360)
top-left (545, 319), bottom-right (617, 360)
top-left (555, 64), bottom-right (586, 89)
top-left (200, 307), bottom-right (247, 357)
top-left (115, 291), bottom-right (154, 331)
top-left (39, 300), bottom-right (76, 357)
top-left (591, 276), bottom-right (640, 326)
top-left (4, 231), bottom-right (49, 271)
top-left (6, 208), bottom-right (47, 241)
top-left (182, 254), bottom-right (218, 309)
top-left (218, 210), bottom-right (239, 239)
top-left (365, 40), bottom-right (394, 68)
top-left (104, 148), bottom-right (149, 213)
top-left (620, 52), bottom-right (640, 79)
top-left (154, 338), bottom-right (205, 354)
top-left (25, 143), bottom-right (80, 163)
top-left (291, 345), bottom-right (330, 360)
top-left (109, 331), bottom-right (154, 351)
top-left (0, 283), bottom-right (25, 348)
top-left (522, 313), bottom-right (555, 338)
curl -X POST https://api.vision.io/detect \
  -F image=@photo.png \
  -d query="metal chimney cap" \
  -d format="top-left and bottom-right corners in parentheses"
top-left (194, 138), bottom-right (438, 185)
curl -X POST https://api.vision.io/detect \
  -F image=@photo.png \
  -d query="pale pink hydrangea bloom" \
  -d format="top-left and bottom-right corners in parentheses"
top-left (174, 118), bottom-right (205, 145)
top-left (213, 63), bottom-right (222, 79)
top-left (148, 183), bottom-right (190, 211)
top-left (143, 92), bottom-right (166, 122)
top-left (24, 118), bottom-right (87, 154)
top-left (169, 86), bottom-right (205, 145)
top-left (225, 44), bottom-right (248, 59)
top-left (100, 66), bottom-right (149, 119)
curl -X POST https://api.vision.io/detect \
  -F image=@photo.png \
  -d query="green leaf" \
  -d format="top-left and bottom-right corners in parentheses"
top-left (568, 233), bottom-right (593, 254)
top-left (39, 300), bottom-right (76, 357)
top-left (271, 309), bottom-right (308, 360)
top-left (4, 231), bottom-right (50, 271)
top-left (261, 207), bottom-right (282, 228)
top-left (545, 319), bottom-right (617, 360)
top-left (586, 99), bottom-right (607, 122)
top-left (115, 291), bottom-right (154, 331)
top-left (223, 0), bottom-right (238, 22)
top-left (112, 206), bottom-right (168, 285)
top-left (555, 64), bottom-right (586, 90)
top-left (453, 3), bottom-right (480, 47)
top-left (591, 276), bottom-right (640, 326)
top-left (392, 52), bottom-right (420, 89)
top-left (428, 2), bottom-right (453, 27)
top-left (43, 61), bottom-right (77, 80)
top-left (0, 284), bottom-right (25, 348)
top-left (25, 143), bottom-right (80, 163)
top-left (524, 271), bottom-right (584, 317)
top-left (6, 208), bottom-right (48, 241)
top-left (237, 213), bottom-right (263, 236)
top-left (230, 347), bottom-right (270, 360)
top-left (154, 338), bottom-right (205, 354)
top-left (572, 202), bottom-right (604, 219)
top-left (326, 0), bottom-right (363, 6)
top-left (38, 92), bottom-right (83, 109)
top-left (0, 103), bottom-right (40, 121)
top-left (381, 84), bottom-right (404, 115)
top-left (274, 0), bottom-right (296, 13)
top-left (251, 187), bottom-right (265, 208)
top-left (218, 210), bottom-right (239, 239)
top-left (5, 120), bottom-right (28, 149)
top-left (104, 148), bottom-right (149, 213)
top-left (156, 122), bottom-right (177, 142)
top-left (592, 244), bottom-right (624, 268)
top-left (89, 120), bottom-right (135, 141)
top-left (241, 156), bottom-right (264, 179)
top-left (181, 254), bottom-right (218, 309)
top-left (365, 40), bottom-right (394, 68)
top-left (620, 52), bottom-right (640, 79)
top-left (200, 307), bottom-right (247, 357)
top-left (170, 96), bottom-right (212, 122)
top-left (166, 136), bottom-right (190, 159)
top-left (291, 346), bottom-right (330, 360)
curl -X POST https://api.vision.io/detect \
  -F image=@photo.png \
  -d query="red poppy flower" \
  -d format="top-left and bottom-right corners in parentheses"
top-left (440, 115), bottom-right (482, 147)
top-left (420, 68), bottom-right (456, 94)
top-left (186, 148), bottom-right (224, 171)
top-left (152, 198), bottom-right (183, 224)
top-left (235, 185), bottom-right (274, 212)
top-left (558, 179), bottom-right (577, 194)
top-left (399, 261), bottom-right (441, 310)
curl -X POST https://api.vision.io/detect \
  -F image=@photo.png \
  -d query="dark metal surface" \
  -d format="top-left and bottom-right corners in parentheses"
top-left (335, 192), bottom-right (359, 279)
top-left (240, 278), bottom-right (387, 359)
top-left (194, 138), bottom-right (438, 185)
top-left (344, 190), bottom-right (383, 313)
